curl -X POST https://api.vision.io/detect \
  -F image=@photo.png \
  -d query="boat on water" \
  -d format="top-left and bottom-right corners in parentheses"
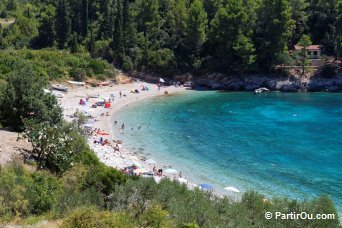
top-left (255, 87), bottom-right (269, 94)
top-left (183, 81), bottom-right (194, 88)
top-left (68, 81), bottom-right (86, 86)
top-left (52, 84), bottom-right (68, 92)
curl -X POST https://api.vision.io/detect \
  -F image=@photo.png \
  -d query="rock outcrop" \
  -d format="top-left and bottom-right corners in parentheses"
top-left (194, 73), bottom-right (342, 92)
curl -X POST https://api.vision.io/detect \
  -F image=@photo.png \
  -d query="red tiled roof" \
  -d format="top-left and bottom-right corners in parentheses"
top-left (294, 45), bottom-right (321, 51)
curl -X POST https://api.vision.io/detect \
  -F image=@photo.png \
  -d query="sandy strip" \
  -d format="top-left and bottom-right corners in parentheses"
top-left (58, 81), bottom-right (199, 187)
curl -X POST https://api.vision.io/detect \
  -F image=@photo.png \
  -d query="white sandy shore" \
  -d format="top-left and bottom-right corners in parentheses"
top-left (58, 80), bottom-right (200, 187)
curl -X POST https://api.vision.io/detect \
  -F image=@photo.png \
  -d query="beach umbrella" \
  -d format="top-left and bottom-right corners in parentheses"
top-left (199, 183), bottom-right (213, 190)
top-left (224, 186), bottom-right (240, 193)
top-left (177, 178), bottom-right (188, 184)
top-left (146, 159), bottom-right (156, 165)
top-left (164, 168), bottom-right (177, 174)
top-left (159, 78), bottom-right (165, 83)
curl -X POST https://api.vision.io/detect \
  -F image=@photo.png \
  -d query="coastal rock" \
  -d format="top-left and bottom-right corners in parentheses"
top-left (191, 72), bottom-right (342, 92)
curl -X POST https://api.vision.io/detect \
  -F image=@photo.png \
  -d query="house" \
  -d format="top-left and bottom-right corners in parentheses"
top-left (294, 45), bottom-right (322, 59)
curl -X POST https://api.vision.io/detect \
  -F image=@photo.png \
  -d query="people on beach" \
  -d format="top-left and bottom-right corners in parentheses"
top-left (158, 169), bottom-right (163, 176)
top-left (106, 112), bottom-right (109, 116)
top-left (119, 91), bottom-right (122, 98)
top-left (114, 120), bottom-right (117, 125)
top-left (121, 123), bottom-right (125, 130)
top-left (114, 143), bottom-right (120, 153)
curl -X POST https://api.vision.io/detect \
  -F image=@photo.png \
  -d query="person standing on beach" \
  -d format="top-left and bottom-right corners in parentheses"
top-left (119, 91), bottom-right (122, 98)
top-left (121, 123), bottom-right (125, 130)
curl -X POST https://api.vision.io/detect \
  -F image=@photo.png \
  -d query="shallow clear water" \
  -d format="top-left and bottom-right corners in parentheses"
top-left (114, 91), bottom-right (342, 212)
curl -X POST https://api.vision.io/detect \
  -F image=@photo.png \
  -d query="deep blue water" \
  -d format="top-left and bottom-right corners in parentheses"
top-left (114, 91), bottom-right (342, 212)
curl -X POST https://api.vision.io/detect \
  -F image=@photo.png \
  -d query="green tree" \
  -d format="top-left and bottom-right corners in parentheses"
top-left (288, 0), bottom-right (308, 47)
top-left (35, 4), bottom-right (56, 48)
top-left (307, 0), bottom-right (339, 55)
top-left (22, 120), bottom-right (89, 174)
top-left (296, 34), bottom-right (312, 76)
top-left (186, 0), bottom-right (208, 70)
top-left (81, 0), bottom-right (88, 38)
top-left (113, 0), bottom-right (124, 65)
top-left (210, 0), bottom-right (255, 72)
top-left (56, 0), bottom-right (71, 49)
top-left (0, 62), bottom-right (62, 131)
top-left (254, 0), bottom-right (294, 70)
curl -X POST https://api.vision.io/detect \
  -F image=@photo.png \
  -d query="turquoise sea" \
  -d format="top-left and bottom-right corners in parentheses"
top-left (114, 91), bottom-right (342, 212)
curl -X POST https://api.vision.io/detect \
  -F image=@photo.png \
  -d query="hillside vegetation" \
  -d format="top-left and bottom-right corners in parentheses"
top-left (0, 49), bottom-right (117, 81)
top-left (0, 0), bottom-right (341, 76)
top-left (0, 62), bottom-right (340, 227)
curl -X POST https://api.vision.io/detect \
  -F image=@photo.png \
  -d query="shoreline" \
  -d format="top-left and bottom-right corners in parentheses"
top-left (59, 81), bottom-right (202, 189)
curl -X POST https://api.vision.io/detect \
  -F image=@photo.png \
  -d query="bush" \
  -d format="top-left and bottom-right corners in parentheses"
top-left (71, 68), bottom-right (87, 82)
top-left (0, 49), bottom-right (116, 81)
top-left (0, 61), bottom-right (62, 130)
top-left (52, 187), bottom-right (104, 217)
top-left (88, 59), bottom-right (107, 75)
top-left (26, 171), bottom-right (62, 214)
top-left (320, 64), bottom-right (337, 78)
top-left (84, 164), bottom-right (127, 195)
top-left (0, 164), bottom-right (32, 220)
top-left (61, 207), bottom-right (133, 228)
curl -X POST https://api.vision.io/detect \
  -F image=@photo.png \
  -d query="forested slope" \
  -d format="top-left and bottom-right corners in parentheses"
top-left (0, 0), bottom-right (341, 76)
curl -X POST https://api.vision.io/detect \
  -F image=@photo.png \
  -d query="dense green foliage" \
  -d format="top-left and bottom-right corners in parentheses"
top-left (0, 0), bottom-right (341, 75)
top-left (0, 61), bottom-right (62, 130)
top-left (0, 49), bottom-right (116, 81)
top-left (0, 1), bottom-right (340, 226)
top-left (0, 164), bottom-right (339, 227)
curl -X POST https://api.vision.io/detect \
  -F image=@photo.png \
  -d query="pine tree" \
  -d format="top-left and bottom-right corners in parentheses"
top-left (296, 34), bottom-right (312, 76)
top-left (70, 32), bottom-right (80, 53)
top-left (210, 0), bottom-right (255, 72)
top-left (289, 0), bottom-right (308, 47)
top-left (307, 0), bottom-right (339, 55)
top-left (56, 0), bottom-right (71, 49)
top-left (254, 0), bottom-right (294, 70)
top-left (81, 0), bottom-right (88, 38)
top-left (35, 4), bottom-right (56, 48)
top-left (99, 0), bottom-right (112, 39)
top-left (186, 0), bottom-right (208, 70)
top-left (113, 0), bottom-right (124, 64)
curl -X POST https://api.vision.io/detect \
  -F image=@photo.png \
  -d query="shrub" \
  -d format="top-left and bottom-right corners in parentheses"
top-left (88, 59), bottom-right (107, 75)
top-left (52, 187), bottom-right (104, 217)
top-left (71, 68), bottom-right (87, 82)
top-left (320, 64), bottom-right (337, 78)
top-left (26, 171), bottom-right (62, 214)
top-left (0, 164), bottom-right (32, 220)
top-left (84, 164), bottom-right (127, 195)
top-left (0, 61), bottom-right (62, 130)
top-left (61, 207), bottom-right (133, 228)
